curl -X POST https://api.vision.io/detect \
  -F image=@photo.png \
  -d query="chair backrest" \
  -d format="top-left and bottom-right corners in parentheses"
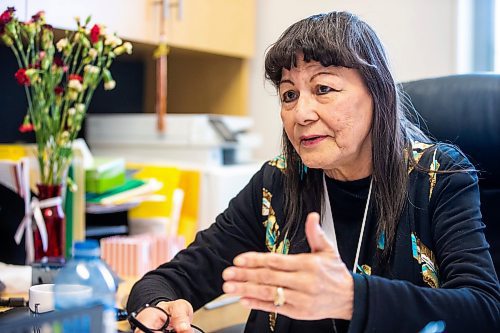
top-left (402, 73), bottom-right (500, 275)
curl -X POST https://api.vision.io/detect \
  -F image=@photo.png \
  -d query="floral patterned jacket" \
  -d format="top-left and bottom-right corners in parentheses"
top-left (127, 143), bottom-right (500, 333)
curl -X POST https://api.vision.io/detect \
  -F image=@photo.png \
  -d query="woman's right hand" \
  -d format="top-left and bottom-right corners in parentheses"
top-left (133, 299), bottom-right (194, 333)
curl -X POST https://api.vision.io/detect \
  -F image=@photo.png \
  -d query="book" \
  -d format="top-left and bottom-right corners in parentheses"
top-left (85, 158), bottom-right (126, 194)
top-left (86, 178), bottom-right (162, 205)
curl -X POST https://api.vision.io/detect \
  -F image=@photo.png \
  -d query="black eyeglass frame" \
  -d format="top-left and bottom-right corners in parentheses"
top-left (128, 303), bottom-right (170, 332)
top-left (127, 303), bottom-right (205, 333)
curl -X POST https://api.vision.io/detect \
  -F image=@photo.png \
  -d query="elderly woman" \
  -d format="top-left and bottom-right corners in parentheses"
top-left (126, 12), bottom-right (500, 333)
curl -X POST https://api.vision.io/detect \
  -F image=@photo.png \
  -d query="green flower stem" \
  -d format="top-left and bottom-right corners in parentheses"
top-left (9, 45), bottom-right (23, 71)
top-left (13, 26), bottom-right (28, 67)
top-left (69, 42), bottom-right (82, 75)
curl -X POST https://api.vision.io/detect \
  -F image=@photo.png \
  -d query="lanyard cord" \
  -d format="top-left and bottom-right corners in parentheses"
top-left (321, 174), bottom-right (373, 273)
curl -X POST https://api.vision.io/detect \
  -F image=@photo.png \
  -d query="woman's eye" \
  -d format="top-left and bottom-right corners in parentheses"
top-left (316, 85), bottom-right (337, 95)
top-left (281, 90), bottom-right (298, 103)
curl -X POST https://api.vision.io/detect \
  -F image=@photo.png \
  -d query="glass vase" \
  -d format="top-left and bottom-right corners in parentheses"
top-left (33, 184), bottom-right (66, 263)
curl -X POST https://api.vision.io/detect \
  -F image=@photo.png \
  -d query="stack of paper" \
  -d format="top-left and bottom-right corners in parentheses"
top-left (85, 178), bottom-right (164, 213)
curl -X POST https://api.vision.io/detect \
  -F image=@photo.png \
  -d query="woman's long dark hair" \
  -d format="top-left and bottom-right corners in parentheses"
top-left (264, 12), bottom-right (429, 262)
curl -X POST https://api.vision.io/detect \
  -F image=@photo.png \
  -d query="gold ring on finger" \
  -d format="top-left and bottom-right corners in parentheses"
top-left (274, 287), bottom-right (285, 307)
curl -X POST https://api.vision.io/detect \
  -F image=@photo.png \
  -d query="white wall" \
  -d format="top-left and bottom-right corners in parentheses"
top-left (250, 0), bottom-right (460, 161)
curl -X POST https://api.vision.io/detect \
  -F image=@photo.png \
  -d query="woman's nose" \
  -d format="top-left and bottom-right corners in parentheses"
top-left (295, 95), bottom-right (319, 125)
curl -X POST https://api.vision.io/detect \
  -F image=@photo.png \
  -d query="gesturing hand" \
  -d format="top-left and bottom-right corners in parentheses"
top-left (222, 212), bottom-right (354, 320)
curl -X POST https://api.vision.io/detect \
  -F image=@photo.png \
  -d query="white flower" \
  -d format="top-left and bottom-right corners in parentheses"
top-left (68, 79), bottom-right (83, 92)
top-left (68, 91), bottom-right (78, 101)
top-left (115, 41), bottom-right (133, 55)
top-left (105, 34), bottom-right (122, 48)
top-left (104, 80), bottom-right (116, 90)
top-left (88, 48), bottom-right (98, 60)
top-left (75, 103), bottom-right (85, 113)
top-left (68, 107), bottom-right (76, 116)
top-left (84, 64), bottom-right (100, 74)
top-left (58, 131), bottom-right (71, 145)
top-left (123, 42), bottom-right (133, 54)
top-left (56, 38), bottom-right (68, 52)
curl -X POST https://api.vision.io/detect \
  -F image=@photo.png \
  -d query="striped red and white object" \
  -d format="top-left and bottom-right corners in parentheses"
top-left (100, 234), bottom-right (185, 278)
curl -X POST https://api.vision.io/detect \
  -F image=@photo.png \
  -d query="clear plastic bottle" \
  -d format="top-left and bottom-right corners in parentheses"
top-left (54, 240), bottom-right (116, 333)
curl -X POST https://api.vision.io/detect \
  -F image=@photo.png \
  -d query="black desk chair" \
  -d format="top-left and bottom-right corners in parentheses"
top-left (402, 73), bottom-right (500, 275)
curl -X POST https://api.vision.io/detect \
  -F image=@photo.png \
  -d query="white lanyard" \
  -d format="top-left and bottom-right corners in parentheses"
top-left (321, 173), bottom-right (373, 273)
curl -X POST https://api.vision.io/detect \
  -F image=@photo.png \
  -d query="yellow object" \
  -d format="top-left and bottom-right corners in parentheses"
top-left (128, 164), bottom-right (181, 218)
top-left (0, 145), bottom-right (28, 161)
top-left (127, 163), bottom-right (201, 243)
top-left (177, 170), bottom-right (201, 245)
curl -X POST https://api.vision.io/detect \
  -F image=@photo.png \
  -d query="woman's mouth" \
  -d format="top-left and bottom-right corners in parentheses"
top-left (300, 135), bottom-right (328, 147)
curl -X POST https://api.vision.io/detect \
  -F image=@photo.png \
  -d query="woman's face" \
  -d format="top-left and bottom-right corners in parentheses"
top-left (280, 58), bottom-right (374, 180)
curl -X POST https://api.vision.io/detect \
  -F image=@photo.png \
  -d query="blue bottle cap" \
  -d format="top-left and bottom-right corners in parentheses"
top-left (73, 240), bottom-right (100, 258)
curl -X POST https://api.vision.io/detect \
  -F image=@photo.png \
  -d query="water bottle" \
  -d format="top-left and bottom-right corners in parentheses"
top-left (54, 240), bottom-right (117, 333)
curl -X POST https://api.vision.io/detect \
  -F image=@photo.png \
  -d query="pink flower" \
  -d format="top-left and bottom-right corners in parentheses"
top-left (90, 24), bottom-right (100, 44)
top-left (14, 68), bottom-right (30, 86)
top-left (31, 11), bottom-right (45, 22)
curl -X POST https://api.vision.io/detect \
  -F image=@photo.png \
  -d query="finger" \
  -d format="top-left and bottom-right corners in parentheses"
top-left (305, 212), bottom-right (336, 254)
top-left (239, 295), bottom-right (319, 321)
top-left (238, 292), bottom-right (305, 320)
top-left (223, 281), bottom-right (306, 308)
top-left (233, 251), bottom-right (313, 271)
top-left (222, 266), bottom-right (309, 291)
top-left (165, 300), bottom-right (193, 333)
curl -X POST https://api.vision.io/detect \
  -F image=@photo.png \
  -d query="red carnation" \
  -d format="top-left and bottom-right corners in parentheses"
top-left (53, 56), bottom-right (64, 67)
top-left (19, 122), bottom-right (34, 133)
top-left (14, 68), bottom-right (30, 86)
top-left (68, 74), bottom-right (83, 82)
top-left (90, 24), bottom-right (100, 44)
top-left (54, 86), bottom-right (64, 95)
top-left (0, 7), bottom-right (14, 34)
top-left (0, 8), bottom-right (14, 25)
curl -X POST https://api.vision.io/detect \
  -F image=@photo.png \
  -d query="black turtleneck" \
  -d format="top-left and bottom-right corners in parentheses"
top-left (325, 175), bottom-right (371, 333)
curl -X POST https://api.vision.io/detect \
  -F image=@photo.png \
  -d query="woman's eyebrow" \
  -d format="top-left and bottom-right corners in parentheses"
top-left (310, 71), bottom-right (339, 81)
top-left (279, 79), bottom-right (294, 86)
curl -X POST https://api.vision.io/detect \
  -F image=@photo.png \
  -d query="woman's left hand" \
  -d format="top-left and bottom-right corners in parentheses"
top-left (222, 212), bottom-right (354, 321)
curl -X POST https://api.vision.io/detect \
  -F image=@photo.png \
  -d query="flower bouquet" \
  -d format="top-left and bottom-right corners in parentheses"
top-left (0, 7), bottom-right (132, 262)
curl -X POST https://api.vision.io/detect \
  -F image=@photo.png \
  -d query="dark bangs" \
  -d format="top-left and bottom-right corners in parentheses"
top-left (265, 12), bottom-right (375, 87)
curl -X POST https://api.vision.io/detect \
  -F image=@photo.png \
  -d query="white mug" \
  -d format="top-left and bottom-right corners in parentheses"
top-left (29, 283), bottom-right (54, 313)
top-left (29, 283), bottom-right (92, 314)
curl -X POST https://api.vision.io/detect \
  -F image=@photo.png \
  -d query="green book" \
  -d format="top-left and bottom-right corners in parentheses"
top-left (86, 158), bottom-right (126, 194)
top-left (86, 178), bottom-right (146, 204)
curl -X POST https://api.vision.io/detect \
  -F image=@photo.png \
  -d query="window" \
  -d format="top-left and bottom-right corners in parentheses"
top-left (495, 0), bottom-right (500, 71)
top-left (458, 0), bottom-right (496, 72)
